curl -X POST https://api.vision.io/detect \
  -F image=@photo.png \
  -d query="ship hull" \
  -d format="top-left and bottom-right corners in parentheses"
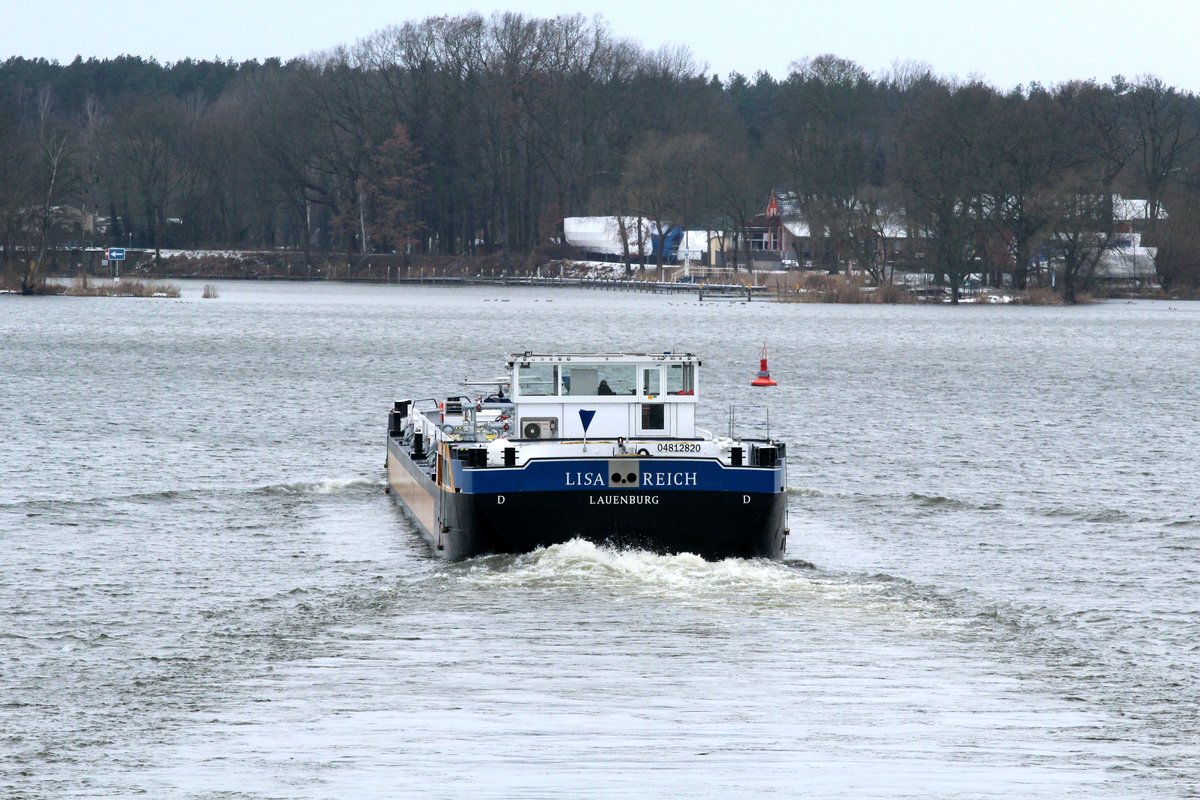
top-left (386, 438), bottom-right (787, 561)
top-left (439, 487), bottom-right (786, 560)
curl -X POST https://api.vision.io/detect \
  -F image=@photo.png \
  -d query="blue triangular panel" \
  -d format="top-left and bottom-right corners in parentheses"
top-left (579, 409), bottom-right (596, 433)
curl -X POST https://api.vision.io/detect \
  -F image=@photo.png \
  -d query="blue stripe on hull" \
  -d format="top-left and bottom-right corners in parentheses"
top-left (459, 458), bottom-right (783, 495)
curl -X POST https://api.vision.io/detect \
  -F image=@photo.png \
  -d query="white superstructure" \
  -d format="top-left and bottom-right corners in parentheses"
top-left (508, 352), bottom-right (698, 440)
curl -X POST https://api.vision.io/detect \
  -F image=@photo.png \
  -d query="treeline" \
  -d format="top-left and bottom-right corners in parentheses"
top-left (4, 12), bottom-right (1200, 298)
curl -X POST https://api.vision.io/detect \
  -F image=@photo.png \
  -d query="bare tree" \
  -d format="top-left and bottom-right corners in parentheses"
top-left (15, 88), bottom-right (82, 292)
top-left (897, 82), bottom-right (995, 302)
top-left (368, 124), bottom-right (425, 252)
top-left (308, 48), bottom-right (391, 265)
top-left (111, 97), bottom-right (189, 266)
top-left (1125, 76), bottom-right (1199, 289)
top-left (1155, 174), bottom-right (1200, 290)
top-left (832, 186), bottom-right (907, 286)
top-left (779, 56), bottom-right (878, 272)
top-left (1128, 76), bottom-right (1198, 234)
top-left (0, 97), bottom-right (24, 278)
top-left (246, 66), bottom-right (331, 274)
top-left (983, 86), bottom-right (1076, 289)
top-left (1046, 177), bottom-right (1118, 304)
top-left (620, 132), bottom-right (715, 275)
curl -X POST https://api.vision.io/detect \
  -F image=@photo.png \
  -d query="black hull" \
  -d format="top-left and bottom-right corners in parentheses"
top-left (386, 435), bottom-right (787, 561)
top-left (436, 489), bottom-right (787, 561)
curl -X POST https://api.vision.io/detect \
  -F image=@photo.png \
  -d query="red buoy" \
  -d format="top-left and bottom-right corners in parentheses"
top-left (751, 342), bottom-right (777, 387)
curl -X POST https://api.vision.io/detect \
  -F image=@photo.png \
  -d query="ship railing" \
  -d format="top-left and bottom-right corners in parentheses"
top-left (728, 404), bottom-right (771, 441)
top-left (406, 399), bottom-right (442, 442)
top-left (411, 398), bottom-right (440, 415)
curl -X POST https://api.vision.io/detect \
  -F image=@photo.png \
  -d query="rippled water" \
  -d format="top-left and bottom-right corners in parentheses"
top-left (2, 283), bottom-right (1198, 798)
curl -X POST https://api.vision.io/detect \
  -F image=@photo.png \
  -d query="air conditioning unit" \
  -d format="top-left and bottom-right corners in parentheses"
top-left (520, 417), bottom-right (559, 440)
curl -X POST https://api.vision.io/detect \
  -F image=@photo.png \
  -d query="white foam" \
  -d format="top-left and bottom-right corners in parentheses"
top-left (456, 539), bottom-right (946, 624)
top-left (260, 477), bottom-right (384, 496)
top-left (306, 477), bottom-right (383, 495)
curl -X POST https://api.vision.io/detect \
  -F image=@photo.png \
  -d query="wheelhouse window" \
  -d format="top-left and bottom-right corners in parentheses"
top-left (517, 363), bottom-right (558, 396)
top-left (667, 363), bottom-right (695, 395)
top-left (642, 368), bottom-right (661, 398)
top-left (561, 363), bottom-right (636, 396)
top-left (641, 403), bottom-right (665, 430)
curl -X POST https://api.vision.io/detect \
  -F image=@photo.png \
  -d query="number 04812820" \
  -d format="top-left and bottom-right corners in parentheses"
top-left (656, 443), bottom-right (700, 453)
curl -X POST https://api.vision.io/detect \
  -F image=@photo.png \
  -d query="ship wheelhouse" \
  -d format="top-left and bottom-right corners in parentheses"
top-left (507, 352), bottom-right (700, 441)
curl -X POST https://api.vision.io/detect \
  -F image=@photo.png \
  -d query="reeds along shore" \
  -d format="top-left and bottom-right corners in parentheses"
top-left (768, 274), bottom-right (1104, 304)
top-left (2, 266), bottom-right (1145, 305)
top-left (52, 275), bottom-right (181, 297)
top-left (771, 274), bottom-right (915, 304)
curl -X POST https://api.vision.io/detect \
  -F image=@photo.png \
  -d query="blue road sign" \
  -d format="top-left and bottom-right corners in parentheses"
top-left (107, 247), bottom-right (126, 261)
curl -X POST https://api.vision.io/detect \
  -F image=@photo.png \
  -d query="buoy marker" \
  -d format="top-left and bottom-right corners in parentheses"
top-left (751, 342), bottom-right (777, 387)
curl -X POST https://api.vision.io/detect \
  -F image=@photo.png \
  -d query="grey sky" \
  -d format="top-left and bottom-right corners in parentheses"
top-left (4, 0), bottom-right (1199, 92)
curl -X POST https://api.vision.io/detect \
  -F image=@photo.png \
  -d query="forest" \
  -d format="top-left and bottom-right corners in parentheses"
top-left (4, 12), bottom-right (1200, 300)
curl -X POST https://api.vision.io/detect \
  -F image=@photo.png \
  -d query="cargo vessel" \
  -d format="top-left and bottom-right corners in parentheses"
top-left (385, 352), bottom-right (788, 560)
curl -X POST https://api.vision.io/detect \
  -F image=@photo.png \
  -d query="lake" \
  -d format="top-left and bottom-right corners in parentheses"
top-left (2, 282), bottom-right (1197, 798)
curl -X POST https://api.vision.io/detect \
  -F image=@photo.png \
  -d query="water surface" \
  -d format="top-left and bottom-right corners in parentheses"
top-left (2, 283), bottom-right (1197, 798)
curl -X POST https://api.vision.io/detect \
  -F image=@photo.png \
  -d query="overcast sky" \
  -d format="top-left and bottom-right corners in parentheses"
top-left (4, 0), bottom-right (1199, 92)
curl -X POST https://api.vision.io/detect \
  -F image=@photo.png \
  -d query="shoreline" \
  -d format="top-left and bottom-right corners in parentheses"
top-left (7, 252), bottom-right (1190, 303)
top-left (10, 273), bottom-right (1188, 306)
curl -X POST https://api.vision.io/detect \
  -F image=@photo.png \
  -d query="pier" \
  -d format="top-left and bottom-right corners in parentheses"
top-left (393, 273), bottom-right (768, 300)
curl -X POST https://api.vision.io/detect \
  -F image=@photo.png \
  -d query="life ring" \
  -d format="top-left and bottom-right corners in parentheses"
top-left (636, 448), bottom-right (650, 456)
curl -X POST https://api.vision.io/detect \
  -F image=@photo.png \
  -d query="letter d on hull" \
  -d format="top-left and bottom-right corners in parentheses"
top-left (743, 495), bottom-right (751, 504)
top-left (497, 495), bottom-right (506, 505)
